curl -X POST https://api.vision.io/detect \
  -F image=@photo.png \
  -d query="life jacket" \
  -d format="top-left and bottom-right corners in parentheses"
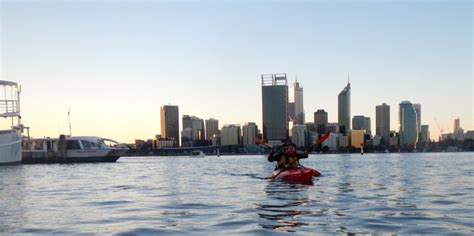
top-left (276, 154), bottom-right (300, 169)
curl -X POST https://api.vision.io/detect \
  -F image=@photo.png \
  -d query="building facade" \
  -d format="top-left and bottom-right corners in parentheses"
top-left (399, 101), bottom-right (418, 147)
top-left (160, 105), bottom-right (180, 147)
top-left (314, 109), bottom-right (328, 135)
top-left (261, 73), bottom-right (289, 142)
top-left (290, 80), bottom-right (305, 125)
top-left (205, 118), bottom-right (219, 141)
top-left (420, 125), bottom-right (430, 143)
top-left (221, 124), bottom-right (241, 145)
top-left (338, 82), bottom-right (351, 135)
top-left (242, 122), bottom-right (258, 145)
top-left (291, 125), bottom-right (306, 147)
top-left (413, 103), bottom-right (421, 142)
top-left (376, 103), bottom-right (390, 145)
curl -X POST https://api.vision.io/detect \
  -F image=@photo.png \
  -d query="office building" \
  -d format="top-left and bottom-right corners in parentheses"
top-left (261, 73), bottom-right (289, 141)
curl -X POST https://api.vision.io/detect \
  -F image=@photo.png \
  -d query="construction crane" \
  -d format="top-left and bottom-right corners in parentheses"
top-left (434, 117), bottom-right (444, 140)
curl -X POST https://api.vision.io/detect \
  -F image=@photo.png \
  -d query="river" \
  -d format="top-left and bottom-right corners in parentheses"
top-left (1, 153), bottom-right (473, 234)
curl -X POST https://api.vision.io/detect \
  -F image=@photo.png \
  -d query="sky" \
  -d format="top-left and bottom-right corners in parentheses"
top-left (1, 0), bottom-right (472, 143)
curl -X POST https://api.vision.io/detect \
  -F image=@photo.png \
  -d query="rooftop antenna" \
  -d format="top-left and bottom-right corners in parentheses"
top-left (68, 108), bottom-right (72, 137)
top-left (347, 73), bottom-right (350, 84)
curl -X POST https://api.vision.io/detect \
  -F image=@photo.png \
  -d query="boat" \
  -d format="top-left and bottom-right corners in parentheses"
top-left (189, 150), bottom-right (205, 158)
top-left (22, 136), bottom-right (129, 163)
top-left (270, 166), bottom-right (321, 183)
top-left (0, 81), bottom-right (22, 165)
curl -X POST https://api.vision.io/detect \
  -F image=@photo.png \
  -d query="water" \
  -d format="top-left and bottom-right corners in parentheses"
top-left (1, 153), bottom-right (473, 234)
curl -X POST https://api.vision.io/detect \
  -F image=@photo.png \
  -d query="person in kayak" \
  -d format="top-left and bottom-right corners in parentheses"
top-left (267, 143), bottom-right (308, 170)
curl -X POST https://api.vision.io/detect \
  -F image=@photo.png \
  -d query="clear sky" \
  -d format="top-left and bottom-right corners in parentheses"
top-left (1, 0), bottom-right (472, 143)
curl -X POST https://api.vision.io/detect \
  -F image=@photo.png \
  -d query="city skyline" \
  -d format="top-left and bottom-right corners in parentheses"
top-left (1, 1), bottom-right (472, 143)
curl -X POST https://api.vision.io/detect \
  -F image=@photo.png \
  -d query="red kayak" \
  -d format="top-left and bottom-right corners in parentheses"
top-left (270, 167), bottom-right (321, 183)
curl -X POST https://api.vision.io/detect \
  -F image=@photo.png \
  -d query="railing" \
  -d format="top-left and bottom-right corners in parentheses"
top-left (0, 100), bottom-right (19, 116)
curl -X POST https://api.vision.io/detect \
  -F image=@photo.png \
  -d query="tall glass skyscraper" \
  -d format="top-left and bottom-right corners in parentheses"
top-left (262, 73), bottom-right (288, 142)
top-left (338, 81), bottom-right (351, 135)
top-left (399, 101), bottom-right (418, 146)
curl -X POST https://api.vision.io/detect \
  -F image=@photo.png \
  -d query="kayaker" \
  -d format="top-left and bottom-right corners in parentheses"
top-left (267, 143), bottom-right (308, 170)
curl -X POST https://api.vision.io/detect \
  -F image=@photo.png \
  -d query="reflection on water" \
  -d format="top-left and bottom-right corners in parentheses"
top-left (256, 181), bottom-right (312, 232)
top-left (1, 153), bottom-right (473, 234)
top-left (0, 165), bottom-right (26, 233)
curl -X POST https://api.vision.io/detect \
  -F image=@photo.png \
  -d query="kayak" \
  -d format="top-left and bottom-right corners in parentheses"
top-left (270, 167), bottom-right (321, 183)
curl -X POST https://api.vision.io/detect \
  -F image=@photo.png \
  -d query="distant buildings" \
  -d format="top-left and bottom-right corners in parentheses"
top-left (221, 124), bottom-right (241, 145)
top-left (399, 101), bottom-right (418, 147)
top-left (413, 103), bottom-right (421, 142)
top-left (352, 115), bottom-right (371, 135)
top-left (182, 115), bottom-right (205, 146)
top-left (205, 118), bottom-right (219, 142)
top-left (454, 118), bottom-right (461, 133)
top-left (376, 103), bottom-right (390, 145)
top-left (314, 109), bottom-right (328, 135)
top-left (291, 125), bottom-right (306, 147)
top-left (326, 122), bottom-right (339, 133)
top-left (338, 81), bottom-right (351, 135)
top-left (420, 125), bottom-right (430, 143)
top-left (351, 130), bottom-right (365, 148)
top-left (242, 122), bottom-right (258, 145)
top-left (160, 105), bottom-right (179, 147)
top-left (290, 80), bottom-right (305, 125)
top-left (261, 73), bottom-right (288, 142)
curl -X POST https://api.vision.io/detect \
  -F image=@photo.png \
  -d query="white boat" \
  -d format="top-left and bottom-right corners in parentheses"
top-left (0, 81), bottom-right (22, 165)
top-left (190, 150), bottom-right (205, 158)
top-left (22, 136), bottom-right (129, 163)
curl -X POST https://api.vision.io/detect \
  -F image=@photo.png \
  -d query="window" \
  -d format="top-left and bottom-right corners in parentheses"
top-left (66, 140), bottom-right (81, 150)
top-left (81, 140), bottom-right (100, 149)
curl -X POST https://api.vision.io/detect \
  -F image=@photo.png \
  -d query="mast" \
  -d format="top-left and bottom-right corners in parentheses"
top-left (68, 108), bottom-right (72, 137)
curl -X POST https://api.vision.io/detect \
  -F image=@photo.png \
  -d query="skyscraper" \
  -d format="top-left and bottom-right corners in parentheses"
top-left (376, 103), bottom-right (390, 145)
top-left (338, 80), bottom-right (351, 135)
top-left (242, 122), bottom-right (258, 145)
top-left (454, 118), bottom-right (461, 133)
top-left (261, 73), bottom-right (289, 142)
top-left (314, 109), bottom-right (328, 135)
top-left (205, 118), bottom-right (219, 141)
top-left (160, 105), bottom-right (179, 147)
top-left (413, 103), bottom-right (421, 142)
top-left (290, 80), bottom-right (305, 125)
top-left (421, 125), bottom-right (430, 143)
top-left (399, 101), bottom-right (418, 147)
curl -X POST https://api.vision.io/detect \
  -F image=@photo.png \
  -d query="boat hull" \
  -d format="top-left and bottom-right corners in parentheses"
top-left (0, 132), bottom-right (22, 165)
top-left (271, 167), bottom-right (321, 183)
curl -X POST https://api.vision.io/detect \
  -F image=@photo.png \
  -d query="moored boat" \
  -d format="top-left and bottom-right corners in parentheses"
top-left (0, 81), bottom-right (22, 165)
top-left (22, 136), bottom-right (129, 163)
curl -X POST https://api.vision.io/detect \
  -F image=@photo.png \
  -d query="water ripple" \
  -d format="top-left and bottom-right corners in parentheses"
top-left (1, 153), bottom-right (473, 234)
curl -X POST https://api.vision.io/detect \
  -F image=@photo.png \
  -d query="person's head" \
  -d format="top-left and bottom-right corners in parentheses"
top-left (281, 143), bottom-right (296, 157)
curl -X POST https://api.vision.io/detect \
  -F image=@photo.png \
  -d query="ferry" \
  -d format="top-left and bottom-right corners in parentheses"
top-left (22, 136), bottom-right (129, 163)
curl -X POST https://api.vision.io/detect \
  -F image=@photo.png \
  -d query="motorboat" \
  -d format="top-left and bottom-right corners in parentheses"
top-left (189, 150), bottom-right (205, 158)
top-left (22, 136), bottom-right (129, 163)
